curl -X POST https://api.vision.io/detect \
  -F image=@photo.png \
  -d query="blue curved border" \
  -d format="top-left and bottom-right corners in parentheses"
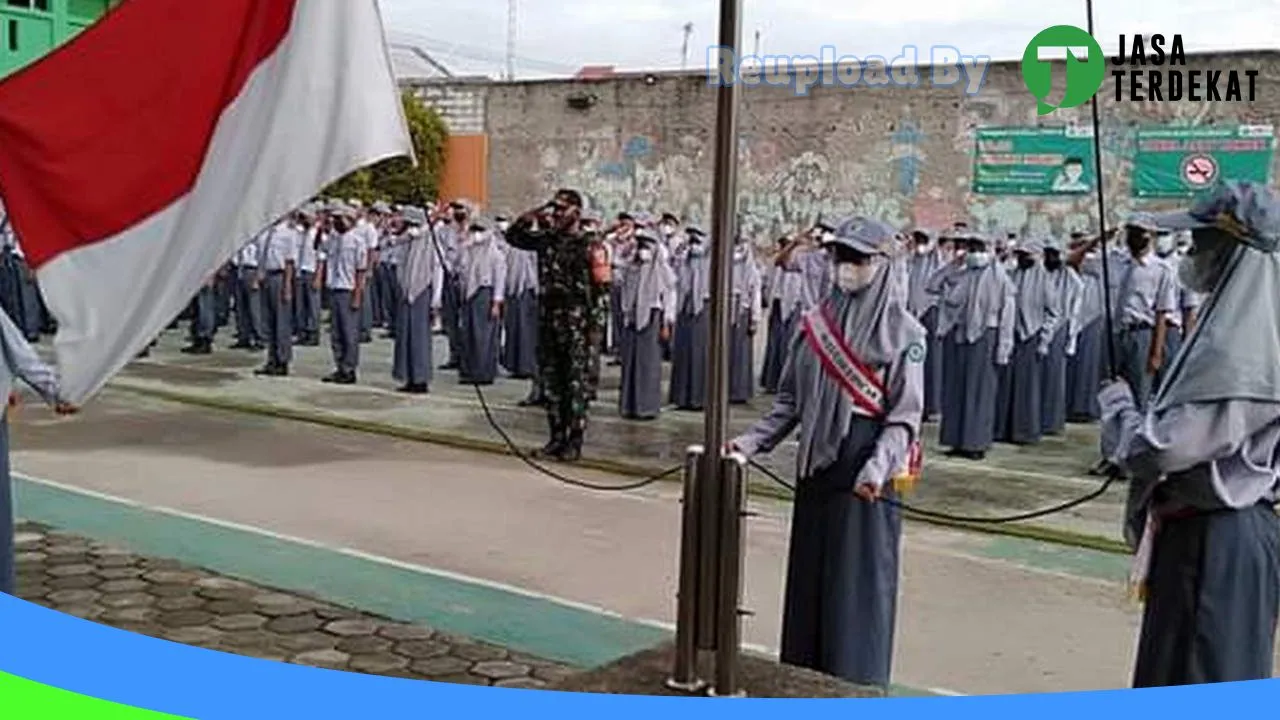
top-left (1, 593), bottom-right (1276, 717)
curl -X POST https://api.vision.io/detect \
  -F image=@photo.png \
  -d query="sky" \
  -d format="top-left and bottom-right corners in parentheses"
top-left (379, 0), bottom-right (1280, 80)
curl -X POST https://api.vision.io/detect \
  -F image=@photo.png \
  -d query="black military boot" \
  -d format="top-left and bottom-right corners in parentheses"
top-left (559, 428), bottom-right (584, 463)
top-left (533, 419), bottom-right (565, 459)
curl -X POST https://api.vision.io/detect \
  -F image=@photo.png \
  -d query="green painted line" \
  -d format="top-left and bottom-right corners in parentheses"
top-left (0, 671), bottom-right (187, 719)
top-left (976, 536), bottom-right (1130, 584)
top-left (109, 382), bottom-right (1131, 557)
top-left (14, 478), bottom-right (669, 670)
top-left (15, 476), bottom-right (955, 698)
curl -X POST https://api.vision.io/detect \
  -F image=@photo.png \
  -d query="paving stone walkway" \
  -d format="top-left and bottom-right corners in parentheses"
top-left (13, 521), bottom-right (578, 689)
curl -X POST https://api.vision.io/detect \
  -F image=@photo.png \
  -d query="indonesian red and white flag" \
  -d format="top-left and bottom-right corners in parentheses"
top-left (0, 0), bottom-right (412, 403)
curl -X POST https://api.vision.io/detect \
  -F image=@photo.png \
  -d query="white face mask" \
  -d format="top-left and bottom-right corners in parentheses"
top-left (470, 231), bottom-right (485, 242)
top-left (660, 224), bottom-right (676, 236)
top-left (1156, 235), bottom-right (1175, 255)
top-left (734, 246), bottom-right (747, 261)
top-left (408, 227), bottom-right (423, 238)
top-left (834, 262), bottom-right (877, 292)
top-left (915, 244), bottom-right (931, 255)
top-left (637, 248), bottom-right (654, 263)
top-left (967, 252), bottom-right (991, 269)
top-left (497, 221), bottom-right (510, 232)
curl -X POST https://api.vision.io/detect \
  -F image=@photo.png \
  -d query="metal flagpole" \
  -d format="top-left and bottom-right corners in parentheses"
top-left (667, 0), bottom-right (746, 698)
top-left (701, 0), bottom-right (745, 697)
top-left (1085, 0), bottom-right (1117, 377)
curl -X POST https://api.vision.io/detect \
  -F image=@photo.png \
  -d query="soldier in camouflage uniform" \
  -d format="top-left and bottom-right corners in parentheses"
top-left (505, 189), bottom-right (609, 462)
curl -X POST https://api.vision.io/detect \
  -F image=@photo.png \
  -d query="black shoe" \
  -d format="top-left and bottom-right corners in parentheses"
top-left (230, 341), bottom-right (252, 349)
top-left (248, 342), bottom-right (264, 351)
top-left (302, 335), bottom-right (320, 346)
top-left (136, 348), bottom-right (151, 359)
top-left (254, 364), bottom-right (276, 376)
top-left (335, 372), bottom-right (356, 385)
top-left (558, 434), bottom-right (583, 463)
top-left (440, 361), bottom-right (459, 370)
top-left (321, 371), bottom-right (343, 383)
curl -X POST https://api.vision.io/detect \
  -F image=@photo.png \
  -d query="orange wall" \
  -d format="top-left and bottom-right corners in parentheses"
top-left (439, 134), bottom-right (489, 209)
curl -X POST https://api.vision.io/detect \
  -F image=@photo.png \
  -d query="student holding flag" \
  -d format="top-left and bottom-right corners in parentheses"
top-left (730, 215), bottom-right (926, 694)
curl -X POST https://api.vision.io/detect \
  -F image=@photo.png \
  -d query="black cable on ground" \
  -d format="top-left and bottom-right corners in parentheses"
top-left (748, 459), bottom-right (1117, 525)
top-left (469, 379), bottom-right (679, 492)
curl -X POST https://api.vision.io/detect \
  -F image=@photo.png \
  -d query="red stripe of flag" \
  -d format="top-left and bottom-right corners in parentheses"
top-left (0, 0), bottom-right (297, 269)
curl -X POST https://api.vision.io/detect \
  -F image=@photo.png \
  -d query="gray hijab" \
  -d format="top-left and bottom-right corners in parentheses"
top-left (1154, 244), bottom-right (1280, 410)
top-left (796, 255), bottom-right (916, 477)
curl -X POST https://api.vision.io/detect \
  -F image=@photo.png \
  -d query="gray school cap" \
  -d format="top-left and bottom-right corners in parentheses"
top-left (1152, 180), bottom-right (1280, 254)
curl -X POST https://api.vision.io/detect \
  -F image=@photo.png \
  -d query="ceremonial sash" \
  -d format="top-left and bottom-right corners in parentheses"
top-left (800, 303), bottom-right (924, 493)
top-left (800, 304), bottom-right (887, 420)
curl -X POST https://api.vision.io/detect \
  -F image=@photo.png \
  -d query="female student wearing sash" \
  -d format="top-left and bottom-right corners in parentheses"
top-left (731, 216), bottom-right (926, 693)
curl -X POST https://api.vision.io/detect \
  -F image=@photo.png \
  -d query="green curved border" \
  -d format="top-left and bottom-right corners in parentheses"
top-left (0, 671), bottom-right (188, 719)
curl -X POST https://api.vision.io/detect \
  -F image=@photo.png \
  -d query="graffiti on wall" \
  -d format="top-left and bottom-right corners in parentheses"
top-left (530, 88), bottom-right (1240, 246)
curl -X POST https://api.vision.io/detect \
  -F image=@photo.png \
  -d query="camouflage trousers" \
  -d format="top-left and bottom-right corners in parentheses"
top-left (540, 308), bottom-right (594, 435)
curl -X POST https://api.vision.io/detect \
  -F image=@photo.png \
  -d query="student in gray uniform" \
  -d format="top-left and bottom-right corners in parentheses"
top-left (293, 209), bottom-right (322, 346)
top-left (393, 207), bottom-right (442, 394)
top-left (351, 201), bottom-right (379, 343)
top-left (906, 229), bottom-right (945, 421)
top-left (501, 215), bottom-right (540, 381)
top-left (456, 222), bottom-right (507, 386)
top-left (761, 235), bottom-right (803, 394)
top-left (437, 200), bottom-right (470, 370)
top-left (2, 241), bottom-right (40, 342)
top-left (1040, 237), bottom-right (1081, 436)
top-left (1072, 216), bottom-right (1177, 476)
top-left (731, 216), bottom-right (925, 693)
top-left (994, 239), bottom-right (1060, 445)
top-left (1152, 230), bottom-right (1201, 393)
top-left (669, 226), bottom-right (710, 410)
top-left (729, 233), bottom-right (762, 404)
top-left (0, 308), bottom-right (76, 595)
top-left (368, 201), bottom-right (393, 330)
top-left (1065, 231), bottom-right (1105, 422)
top-left (319, 205), bottom-right (367, 384)
top-left (1102, 181), bottom-right (1280, 687)
top-left (1071, 215), bottom-right (1177, 413)
top-left (180, 272), bottom-right (219, 355)
top-left (605, 212), bottom-right (637, 364)
top-left (231, 235), bottom-right (265, 350)
top-left (254, 215), bottom-right (299, 377)
top-left (618, 228), bottom-right (676, 420)
top-left (930, 233), bottom-right (1015, 460)
top-left (380, 217), bottom-right (405, 340)
top-left (214, 261), bottom-right (233, 329)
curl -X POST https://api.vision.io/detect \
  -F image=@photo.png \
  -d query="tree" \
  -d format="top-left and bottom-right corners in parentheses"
top-left (321, 90), bottom-right (448, 206)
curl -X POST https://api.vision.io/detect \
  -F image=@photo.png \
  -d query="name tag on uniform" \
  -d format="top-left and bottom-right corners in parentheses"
top-left (800, 303), bottom-right (886, 419)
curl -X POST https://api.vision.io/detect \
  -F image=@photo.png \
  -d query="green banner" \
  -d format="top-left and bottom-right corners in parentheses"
top-left (972, 126), bottom-right (1096, 195)
top-left (1132, 125), bottom-right (1275, 198)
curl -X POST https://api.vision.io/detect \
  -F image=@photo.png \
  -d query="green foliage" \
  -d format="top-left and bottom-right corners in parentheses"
top-left (321, 90), bottom-right (448, 206)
